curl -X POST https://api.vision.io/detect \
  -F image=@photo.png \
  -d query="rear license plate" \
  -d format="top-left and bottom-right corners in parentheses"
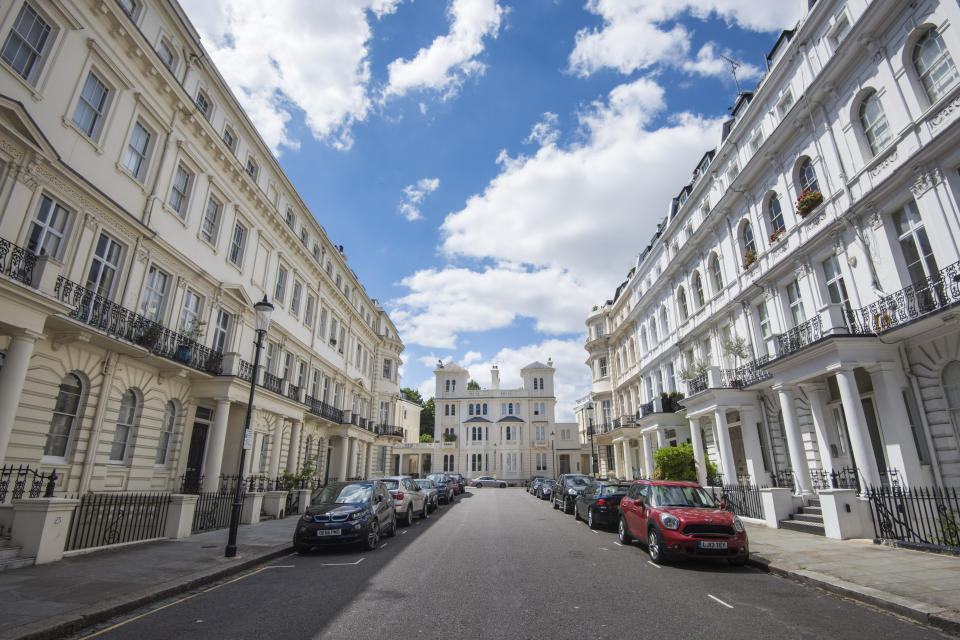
top-left (317, 529), bottom-right (341, 536)
top-left (698, 540), bottom-right (727, 549)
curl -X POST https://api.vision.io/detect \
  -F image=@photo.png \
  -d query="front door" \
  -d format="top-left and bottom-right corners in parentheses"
top-left (558, 454), bottom-right (571, 474)
top-left (727, 425), bottom-right (748, 481)
top-left (183, 422), bottom-right (208, 492)
top-left (861, 397), bottom-right (890, 483)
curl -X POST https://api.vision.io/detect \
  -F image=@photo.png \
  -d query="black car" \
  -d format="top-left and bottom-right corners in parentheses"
top-left (527, 476), bottom-right (550, 494)
top-left (552, 474), bottom-right (592, 513)
top-left (425, 472), bottom-right (455, 504)
top-left (531, 477), bottom-right (553, 499)
top-left (574, 481), bottom-right (631, 529)
top-left (294, 481), bottom-right (396, 552)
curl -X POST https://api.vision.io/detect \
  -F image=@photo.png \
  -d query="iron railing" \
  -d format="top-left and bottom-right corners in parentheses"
top-left (719, 369), bottom-right (744, 389)
top-left (769, 468), bottom-right (795, 490)
top-left (809, 466), bottom-right (860, 491)
top-left (65, 492), bottom-right (171, 551)
top-left (776, 315), bottom-right (823, 358)
top-left (0, 465), bottom-right (57, 503)
top-left (192, 490), bottom-right (236, 533)
top-left (0, 237), bottom-right (36, 287)
top-left (715, 483), bottom-right (764, 520)
top-left (238, 359), bottom-right (254, 382)
top-left (262, 372), bottom-right (283, 394)
top-left (639, 401), bottom-right (654, 417)
top-left (866, 484), bottom-right (960, 552)
top-left (305, 395), bottom-right (343, 423)
top-left (734, 355), bottom-right (772, 387)
top-left (54, 276), bottom-right (223, 374)
top-left (849, 260), bottom-right (960, 334)
top-left (373, 424), bottom-right (404, 437)
top-left (286, 383), bottom-right (302, 402)
top-left (687, 373), bottom-right (708, 396)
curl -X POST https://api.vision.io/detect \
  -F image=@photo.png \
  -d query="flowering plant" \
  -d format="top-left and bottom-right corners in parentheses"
top-left (769, 229), bottom-right (785, 243)
top-left (796, 189), bottom-right (823, 217)
top-left (742, 248), bottom-right (758, 269)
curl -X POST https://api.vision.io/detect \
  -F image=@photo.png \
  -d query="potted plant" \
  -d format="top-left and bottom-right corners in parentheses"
top-left (742, 248), bottom-right (757, 270)
top-left (137, 323), bottom-right (162, 350)
top-left (796, 189), bottom-right (823, 217)
top-left (722, 335), bottom-right (749, 387)
top-left (204, 352), bottom-right (222, 373)
top-left (442, 431), bottom-right (458, 442)
top-left (679, 359), bottom-right (710, 382)
top-left (769, 228), bottom-right (785, 243)
top-left (175, 318), bottom-right (205, 364)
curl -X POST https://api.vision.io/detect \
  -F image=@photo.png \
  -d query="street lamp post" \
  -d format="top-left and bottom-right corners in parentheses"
top-left (550, 431), bottom-right (556, 478)
top-left (225, 296), bottom-right (274, 559)
top-left (586, 401), bottom-right (597, 478)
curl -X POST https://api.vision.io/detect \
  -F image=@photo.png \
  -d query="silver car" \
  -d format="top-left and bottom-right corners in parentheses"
top-left (372, 476), bottom-right (429, 526)
top-left (414, 479), bottom-right (440, 512)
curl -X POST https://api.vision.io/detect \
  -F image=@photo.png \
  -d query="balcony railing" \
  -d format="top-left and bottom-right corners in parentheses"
top-left (733, 355), bottom-right (772, 387)
top-left (687, 372), bottom-right (708, 396)
top-left (54, 276), bottom-right (223, 374)
top-left (373, 424), bottom-right (404, 437)
top-left (262, 372), bottom-right (283, 395)
top-left (849, 260), bottom-right (960, 334)
top-left (286, 383), bottom-right (301, 403)
top-left (238, 359), bottom-right (254, 382)
top-left (305, 394), bottom-right (344, 424)
top-left (776, 315), bottom-right (823, 358)
top-left (350, 414), bottom-right (369, 429)
top-left (0, 237), bottom-right (36, 287)
top-left (639, 401), bottom-right (654, 417)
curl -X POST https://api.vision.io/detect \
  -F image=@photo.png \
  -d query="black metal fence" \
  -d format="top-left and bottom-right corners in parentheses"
top-left (849, 260), bottom-right (960, 334)
top-left (0, 465), bottom-right (57, 503)
top-left (810, 466), bottom-right (860, 491)
top-left (0, 236), bottom-right (37, 287)
top-left (866, 485), bottom-right (960, 552)
top-left (192, 490), bottom-right (236, 534)
top-left (716, 483), bottom-right (764, 520)
top-left (769, 469), bottom-right (795, 490)
top-left (65, 492), bottom-right (171, 551)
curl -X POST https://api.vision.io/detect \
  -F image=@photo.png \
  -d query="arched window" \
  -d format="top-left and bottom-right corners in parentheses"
top-left (677, 287), bottom-right (689, 320)
top-left (914, 28), bottom-right (959, 104)
top-left (482, 403), bottom-right (487, 415)
top-left (692, 271), bottom-right (705, 307)
top-left (709, 253), bottom-right (723, 292)
top-left (650, 317), bottom-right (658, 343)
top-left (110, 389), bottom-right (138, 462)
top-left (742, 221), bottom-right (756, 254)
top-left (798, 158), bottom-right (819, 195)
top-left (469, 404), bottom-right (474, 416)
top-left (44, 373), bottom-right (82, 458)
top-left (155, 400), bottom-right (176, 465)
top-left (941, 361), bottom-right (960, 444)
top-left (659, 306), bottom-right (669, 335)
top-left (640, 327), bottom-right (648, 352)
top-left (767, 194), bottom-right (785, 233)
top-left (859, 92), bottom-right (892, 156)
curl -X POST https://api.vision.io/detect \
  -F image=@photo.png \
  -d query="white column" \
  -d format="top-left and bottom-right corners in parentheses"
top-left (285, 420), bottom-right (301, 473)
top-left (365, 443), bottom-right (374, 478)
top-left (642, 433), bottom-right (654, 477)
top-left (739, 406), bottom-right (767, 483)
top-left (202, 398), bottom-right (232, 492)
top-left (347, 437), bottom-right (358, 479)
top-left (622, 439), bottom-right (632, 479)
top-left (339, 437), bottom-right (350, 481)
top-left (801, 385), bottom-right (835, 475)
top-left (397, 452), bottom-right (405, 477)
top-left (0, 331), bottom-right (40, 463)
top-left (776, 387), bottom-right (813, 494)
top-left (267, 421), bottom-right (283, 480)
top-left (835, 368), bottom-right (881, 488)
top-left (689, 419), bottom-right (706, 485)
top-left (713, 408), bottom-right (738, 486)
top-left (870, 367), bottom-right (923, 487)
top-left (655, 429), bottom-right (665, 449)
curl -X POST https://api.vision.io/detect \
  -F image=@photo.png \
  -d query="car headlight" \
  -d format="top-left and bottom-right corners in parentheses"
top-left (660, 513), bottom-right (680, 530)
top-left (349, 510), bottom-right (366, 521)
top-left (733, 516), bottom-right (744, 533)
top-left (568, 488), bottom-right (578, 495)
top-left (302, 513), bottom-right (313, 522)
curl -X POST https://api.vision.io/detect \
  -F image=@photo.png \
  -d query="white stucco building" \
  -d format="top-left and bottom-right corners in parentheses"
top-left (579, 0), bottom-right (960, 507)
top-left (0, 0), bottom-right (410, 502)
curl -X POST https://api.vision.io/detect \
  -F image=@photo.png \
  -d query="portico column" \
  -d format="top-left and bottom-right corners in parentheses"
top-left (713, 408), bottom-right (738, 485)
top-left (339, 437), bottom-right (350, 481)
top-left (870, 367), bottom-right (922, 486)
top-left (202, 398), bottom-right (232, 492)
top-left (689, 419), bottom-right (706, 485)
top-left (397, 452), bottom-right (405, 476)
top-left (642, 433), bottom-right (654, 477)
top-left (655, 429), bottom-right (665, 449)
top-left (776, 387), bottom-right (813, 494)
top-left (622, 439), bottom-right (633, 479)
top-left (835, 368), bottom-right (881, 488)
top-left (285, 420), bottom-right (301, 473)
top-left (347, 437), bottom-right (358, 479)
top-left (739, 406), bottom-right (766, 483)
top-left (800, 384), bottom-right (834, 475)
top-left (0, 331), bottom-right (41, 463)
top-left (267, 421), bottom-right (283, 481)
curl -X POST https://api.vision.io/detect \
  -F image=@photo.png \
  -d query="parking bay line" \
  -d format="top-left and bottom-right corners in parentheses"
top-left (613, 542), bottom-right (623, 547)
top-left (320, 558), bottom-right (365, 567)
top-left (646, 561), bottom-right (662, 569)
top-left (708, 594), bottom-right (734, 609)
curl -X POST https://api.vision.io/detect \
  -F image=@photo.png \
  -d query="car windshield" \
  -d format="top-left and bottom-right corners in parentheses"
top-left (415, 480), bottom-right (432, 489)
top-left (564, 477), bottom-right (589, 487)
top-left (603, 485), bottom-right (630, 496)
top-left (649, 485), bottom-right (716, 508)
top-left (426, 474), bottom-right (446, 482)
top-left (379, 479), bottom-right (400, 490)
top-left (313, 483), bottom-right (372, 505)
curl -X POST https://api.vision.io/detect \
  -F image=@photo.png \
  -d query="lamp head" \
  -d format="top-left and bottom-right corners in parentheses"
top-left (254, 295), bottom-right (275, 333)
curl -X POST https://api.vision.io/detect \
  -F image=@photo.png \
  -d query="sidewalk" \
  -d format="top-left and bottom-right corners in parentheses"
top-left (0, 517), bottom-right (297, 640)
top-left (0, 519), bottom-right (958, 639)
top-left (746, 524), bottom-right (960, 634)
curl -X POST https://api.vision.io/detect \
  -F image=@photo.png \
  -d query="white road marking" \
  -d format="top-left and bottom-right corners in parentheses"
top-left (265, 565), bottom-right (295, 568)
top-left (320, 558), bottom-right (365, 567)
top-left (380, 543), bottom-right (388, 548)
top-left (613, 542), bottom-right (623, 547)
top-left (646, 561), bottom-right (661, 569)
top-left (591, 530), bottom-right (599, 535)
top-left (400, 530), bottom-right (408, 535)
top-left (598, 547), bottom-right (609, 551)
top-left (708, 594), bottom-right (734, 609)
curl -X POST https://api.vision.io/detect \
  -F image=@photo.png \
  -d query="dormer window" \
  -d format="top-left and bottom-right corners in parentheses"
top-left (195, 90), bottom-right (211, 121)
top-left (222, 126), bottom-right (237, 153)
top-left (157, 38), bottom-right (176, 72)
top-left (245, 156), bottom-right (258, 180)
top-left (285, 209), bottom-right (296, 229)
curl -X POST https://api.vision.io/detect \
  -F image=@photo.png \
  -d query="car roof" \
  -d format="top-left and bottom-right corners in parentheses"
top-left (631, 480), bottom-right (701, 487)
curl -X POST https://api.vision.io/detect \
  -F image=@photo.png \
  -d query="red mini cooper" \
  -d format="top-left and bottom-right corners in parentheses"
top-left (618, 480), bottom-right (749, 565)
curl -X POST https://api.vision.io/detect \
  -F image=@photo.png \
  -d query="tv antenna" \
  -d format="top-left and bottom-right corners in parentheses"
top-left (719, 54), bottom-right (743, 94)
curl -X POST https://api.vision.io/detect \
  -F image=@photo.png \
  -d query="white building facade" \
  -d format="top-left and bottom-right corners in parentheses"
top-left (580, 0), bottom-right (960, 498)
top-left (0, 0), bottom-right (409, 502)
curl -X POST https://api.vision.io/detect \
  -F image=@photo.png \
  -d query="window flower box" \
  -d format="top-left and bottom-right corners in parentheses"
top-left (742, 248), bottom-right (757, 270)
top-left (769, 228), bottom-right (785, 243)
top-left (796, 189), bottom-right (823, 217)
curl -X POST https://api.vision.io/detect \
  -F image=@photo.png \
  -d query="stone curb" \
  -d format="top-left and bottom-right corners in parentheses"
top-left (0, 543), bottom-right (294, 640)
top-left (746, 554), bottom-right (960, 637)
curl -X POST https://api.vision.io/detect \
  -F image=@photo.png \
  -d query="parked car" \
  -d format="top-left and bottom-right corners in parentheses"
top-left (552, 474), bottom-right (591, 513)
top-left (472, 475), bottom-right (507, 488)
top-left (527, 476), bottom-right (550, 494)
top-left (531, 477), bottom-right (553, 499)
top-left (618, 480), bottom-right (749, 565)
top-left (425, 472), bottom-right (455, 504)
top-left (574, 481), bottom-right (630, 529)
top-left (414, 479), bottom-right (440, 512)
top-left (373, 476), bottom-right (429, 526)
top-left (448, 473), bottom-right (466, 494)
top-left (294, 480), bottom-right (396, 552)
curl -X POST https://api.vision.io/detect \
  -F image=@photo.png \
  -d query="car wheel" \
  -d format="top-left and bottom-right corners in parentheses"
top-left (363, 522), bottom-right (380, 551)
top-left (728, 554), bottom-right (749, 567)
top-left (588, 508), bottom-right (597, 530)
top-left (552, 496), bottom-right (559, 509)
top-left (421, 501), bottom-right (429, 519)
top-left (573, 503), bottom-right (580, 521)
top-left (618, 517), bottom-right (632, 544)
top-left (648, 528), bottom-right (667, 564)
top-left (564, 498), bottom-right (573, 514)
top-left (403, 506), bottom-right (413, 527)
top-left (385, 514), bottom-right (397, 537)
top-left (500, 482), bottom-right (507, 488)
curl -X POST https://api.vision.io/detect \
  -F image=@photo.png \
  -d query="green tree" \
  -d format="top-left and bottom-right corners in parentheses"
top-left (419, 433), bottom-right (434, 443)
top-left (467, 379), bottom-right (480, 390)
top-left (652, 442), bottom-right (717, 482)
top-left (401, 387), bottom-right (424, 405)
top-left (420, 397), bottom-right (435, 438)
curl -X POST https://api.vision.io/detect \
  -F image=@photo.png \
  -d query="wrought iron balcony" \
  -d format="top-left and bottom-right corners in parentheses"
top-left (349, 414), bottom-right (369, 430)
top-left (373, 424), bottom-right (404, 437)
top-left (639, 401), bottom-right (654, 417)
top-left (687, 372), bottom-right (708, 396)
top-left (262, 372), bottom-right (283, 395)
top-left (238, 359), bottom-right (254, 382)
top-left (304, 394), bottom-right (344, 424)
top-left (733, 355), bottom-right (772, 387)
top-left (776, 315), bottom-right (823, 358)
top-left (54, 276), bottom-right (223, 374)
top-left (0, 237), bottom-right (36, 287)
top-left (849, 260), bottom-right (960, 334)
top-left (286, 383), bottom-right (301, 403)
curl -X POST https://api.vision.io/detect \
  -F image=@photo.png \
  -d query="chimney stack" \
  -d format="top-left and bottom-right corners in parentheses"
top-left (491, 365), bottom-right (499, 390)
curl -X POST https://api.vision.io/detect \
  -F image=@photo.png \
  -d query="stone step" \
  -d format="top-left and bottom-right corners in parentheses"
top-left (806, 498), bottom-right (821, 507)
top-left (779, 519), bottom-right (826, 536)
top-left (0, 555), bottom-right (35, 572)
top-left (0, 544), bottom-right (23, 561)
top-left (798, 505), bottom-right (822, 515)
top-left (791, 512), bottom-right (824, 524)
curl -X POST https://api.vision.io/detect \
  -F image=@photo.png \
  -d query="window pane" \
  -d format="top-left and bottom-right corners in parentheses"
top-left (1, 4), bottom-right (51, 81)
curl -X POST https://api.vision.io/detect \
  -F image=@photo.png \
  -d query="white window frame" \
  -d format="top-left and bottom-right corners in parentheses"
top-left (26, 194), bottom-right (69, 258)
top-left (121, 120), bottom-right (153, 181)
top-left (228, 221), bottom-right (247, 267)
top-left (167, 163), bottom-right (193, 217)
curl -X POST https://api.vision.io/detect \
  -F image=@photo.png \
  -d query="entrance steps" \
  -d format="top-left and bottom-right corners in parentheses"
top-left (0, 536), bottom-right (34, 572)
top-left (778, 497), bottom-right (826, 536)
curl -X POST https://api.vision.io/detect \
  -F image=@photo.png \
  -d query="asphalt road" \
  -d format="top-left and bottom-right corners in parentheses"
top-left (69, 488), bottom-right (950, 640)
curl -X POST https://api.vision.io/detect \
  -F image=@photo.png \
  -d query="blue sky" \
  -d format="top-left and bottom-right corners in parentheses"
top-left (180, 0), bottom-right (806, 418)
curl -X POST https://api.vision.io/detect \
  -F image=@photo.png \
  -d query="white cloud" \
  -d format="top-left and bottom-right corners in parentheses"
top-left (398, 177), bottom-right (440, 221)
top-left (181, 0), bottom-right (404, 153)
top-left (524, 112), bottom-right (560, 147)
top-left (384, 0), bottom-right (505, 100)
top-left (568, 0), bottom-right (805, 78)
top-left (682, 42), bottom-right (762, 81)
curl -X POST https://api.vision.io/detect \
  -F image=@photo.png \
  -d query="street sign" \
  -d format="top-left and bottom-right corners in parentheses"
top-left (243, 428), bottom-right (253, 450)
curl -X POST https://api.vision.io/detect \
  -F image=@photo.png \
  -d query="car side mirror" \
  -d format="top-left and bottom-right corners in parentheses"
top-left (717, 501), bottom-right (725, 509)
